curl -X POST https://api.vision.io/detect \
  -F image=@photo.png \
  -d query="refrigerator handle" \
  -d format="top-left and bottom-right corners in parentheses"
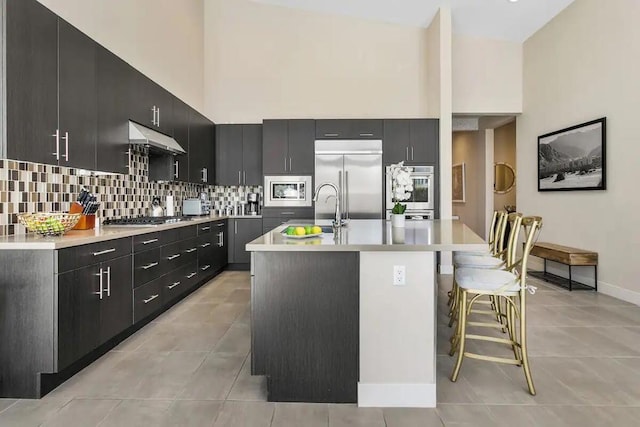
top-left (338, 170), bottom-right (343, 218)
top-left (345, 170), bottom-right (349, 219)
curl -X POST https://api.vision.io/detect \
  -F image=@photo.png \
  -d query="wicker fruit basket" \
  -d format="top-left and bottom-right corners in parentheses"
top-left (18, 213), bottom-right (82, 236)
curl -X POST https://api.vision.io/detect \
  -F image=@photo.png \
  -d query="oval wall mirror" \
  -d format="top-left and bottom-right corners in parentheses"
top-left (494, 162), bottom-right (516, 194)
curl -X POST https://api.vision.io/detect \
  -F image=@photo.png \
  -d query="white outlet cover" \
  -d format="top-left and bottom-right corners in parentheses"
top-left (393, 265), bottom-right (406, 286)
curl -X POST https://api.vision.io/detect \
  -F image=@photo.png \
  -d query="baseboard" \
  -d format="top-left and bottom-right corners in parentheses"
top-left (529, 257), bottom-right (640, 306)
top-left (439, 264), bottom-right (453, 275)
top-left (357, 383), bottom-right (436, 408)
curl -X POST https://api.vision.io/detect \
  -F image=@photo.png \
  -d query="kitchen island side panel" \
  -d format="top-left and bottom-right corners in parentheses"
top-left (252, 251), bottom-right (359, 403)
top-left (0, 250), bottom-right (56, 398)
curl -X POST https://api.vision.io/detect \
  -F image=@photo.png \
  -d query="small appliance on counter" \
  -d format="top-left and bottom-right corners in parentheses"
top-left (247, 193), bottom-right (261, 215)
top-left (183, 196), bottom-right (211, 216)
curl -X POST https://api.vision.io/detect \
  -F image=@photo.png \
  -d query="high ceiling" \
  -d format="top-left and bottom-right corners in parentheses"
top-left (252, 0), bottom-right (575, 42)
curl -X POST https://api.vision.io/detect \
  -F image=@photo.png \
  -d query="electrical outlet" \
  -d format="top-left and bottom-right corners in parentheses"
top-left (393, 265), bottom-right (406, 286)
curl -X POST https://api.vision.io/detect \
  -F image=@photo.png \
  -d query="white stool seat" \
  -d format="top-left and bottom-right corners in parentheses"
top-left (454, 254), bottom-right (505, 269)
top-left (455, 268), bottom-right (520, 293)
top-left (454, 249), bottom-right (492, 257)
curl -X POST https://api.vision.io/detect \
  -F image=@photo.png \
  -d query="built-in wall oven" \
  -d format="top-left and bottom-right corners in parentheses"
top-left (264, 175), bottom-right (313, 207)
top-left (385, 165), bottom-right (435, 220)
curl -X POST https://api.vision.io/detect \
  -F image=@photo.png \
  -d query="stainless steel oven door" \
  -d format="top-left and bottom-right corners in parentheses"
top-left (386, 166), bottom-right (434, 211)
top-left (264, 176), bottom-right (313, 207)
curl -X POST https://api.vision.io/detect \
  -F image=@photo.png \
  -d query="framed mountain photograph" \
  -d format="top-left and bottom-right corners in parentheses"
top-left (538, 117), bottom-right (606, 191)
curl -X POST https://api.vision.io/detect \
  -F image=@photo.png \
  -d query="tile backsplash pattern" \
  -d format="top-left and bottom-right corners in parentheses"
top-left (0, 147), bottom-right (262, 236)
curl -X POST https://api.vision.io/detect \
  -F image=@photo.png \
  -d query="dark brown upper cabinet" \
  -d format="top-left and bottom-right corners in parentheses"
top-left (315, 119), bottom-right (383, 140)
top-left (383, 119), bottom-right (439, 165)
top-left (263, 119), bottom-right (314, 175)
top-left (216, 124), bottom-right (262, 186)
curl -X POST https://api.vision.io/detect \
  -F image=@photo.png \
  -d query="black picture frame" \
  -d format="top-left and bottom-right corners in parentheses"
top-left (538, 117), bottom-right (606, 192)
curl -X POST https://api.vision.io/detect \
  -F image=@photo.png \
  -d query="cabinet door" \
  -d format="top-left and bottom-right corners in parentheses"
top-left (99, 255), bottom-right (133, 345)
top-left (128, 72), bottom-right (156, 129)
top-left (409, 119), bottom-right (439, 164)
top-left (189, 111), bottom-right (215, 184)
top-left (5, 0), bottom-right (58, 165)
top-left (233, 219), bottom-right (263, 264)
top-left (96, 46), bottom-right (132, 174)
top-left (287, 120), bottom-right (315, 175)
top-left (216, 125), bottom-right (244, 185)
top-left (172, 98), bottom-right (190, 181)
top-left (262, 120), bottom-right (289, 174)
top-left (242, 124), bottom-right (263, 185)
top-left (383, 119), bottom-right (410, 165)
top-left (58, 19), bottom-right (97, 170)
top-left (316, 119), bottom-right (382, 139)
top-left (57, 265), bottom-right (101, 370)
top-left (153, 84), bottom-right (174, 136)
top-left (213, 221), bottom-right (228, 271)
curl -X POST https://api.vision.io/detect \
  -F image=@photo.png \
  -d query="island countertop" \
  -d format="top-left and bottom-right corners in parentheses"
top-left (246, 219), bottom-right (487, 252)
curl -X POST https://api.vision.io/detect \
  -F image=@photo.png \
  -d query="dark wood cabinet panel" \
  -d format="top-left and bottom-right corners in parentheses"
top-left (189, 110), bottom-right (215, 184)
top-left (243, 124), bottom-right (263, 185)
top-left (315, 119), bottom-right (382, 139)
top-left (216, 125), bottom-right (244, 186)
top-left (5, 0), bottom-right (58, 165)
top-left (57, 265), bottom-right (101, 371)
top-left (409, 119), bottom-right (439, 164)
top-left (214, 221), bottom-right (228, 271)
top-left (133, 276), bottom-right (164, 323)
top-left (287, 120), bottom-right (315, 174)
top-left (232, 218), bottom-right (263, 264)
top-left (383, 119), bottom-right (411, 165)
top-left (98, 255), bottom-right (133, 346)
top-left (57, 19), bottom-right (97, 170)
top-left (133, 248), bottom-right (163, 288)
top-left (172, 98), bottom-right (191, 181)
top-left (96, 46), bottom-right (132, 174)
top-left (262, 120), bottom-right (289, 175)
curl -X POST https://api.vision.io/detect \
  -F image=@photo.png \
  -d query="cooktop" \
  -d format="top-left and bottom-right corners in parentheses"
top-left (102, 216), bottom-right (192, 227)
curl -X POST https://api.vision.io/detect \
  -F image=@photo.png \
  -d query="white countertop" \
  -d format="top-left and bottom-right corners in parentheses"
top-left (246, 219), bottom-right (487, 252)
top-left (0, 214), bottom-right (235, 250)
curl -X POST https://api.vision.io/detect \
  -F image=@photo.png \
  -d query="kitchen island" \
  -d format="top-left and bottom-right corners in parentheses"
top-left (246, 219), bottom-right (486, 408)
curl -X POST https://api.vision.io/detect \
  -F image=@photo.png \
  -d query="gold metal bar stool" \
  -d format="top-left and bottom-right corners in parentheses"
top-left (449, 216), bottom-right (543, 395)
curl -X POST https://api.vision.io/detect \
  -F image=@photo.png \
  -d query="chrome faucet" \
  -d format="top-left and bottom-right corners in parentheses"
top-left (312, 183), bottom-right (342, 227)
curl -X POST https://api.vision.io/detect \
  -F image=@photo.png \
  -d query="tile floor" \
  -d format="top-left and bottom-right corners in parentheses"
top-left (1, 271), bottom-right (639, 426)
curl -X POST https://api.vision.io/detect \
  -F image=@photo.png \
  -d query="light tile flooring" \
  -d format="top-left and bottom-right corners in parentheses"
top-left (1, 271), bottom-right (640, 426)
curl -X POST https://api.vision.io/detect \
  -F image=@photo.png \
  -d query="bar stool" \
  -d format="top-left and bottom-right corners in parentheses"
top-left (449, 216), bottom-right (543, 395)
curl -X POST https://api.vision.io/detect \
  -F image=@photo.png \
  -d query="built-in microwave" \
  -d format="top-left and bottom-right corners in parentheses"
top-left (385, 165), bottom-right (435, 211)
top-left (264, 175), bottom-right (313, 207)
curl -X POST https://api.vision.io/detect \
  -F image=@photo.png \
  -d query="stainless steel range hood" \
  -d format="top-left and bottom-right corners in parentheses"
top-left (128, 121), bottom-right (186, 155)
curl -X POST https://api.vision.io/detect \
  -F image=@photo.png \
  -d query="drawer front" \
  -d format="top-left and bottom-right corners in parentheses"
top-left (197, 222), bottom-right (214, 235)
top-left (58, 237), bottom-right (131, 273)
top-left (175, 224), bottom-right (197, 242)
top-left (161, 241), bottom-right (189, 274)
top-left (182, 262), bottom-right (200, 290)
top-left (134, 248), bottom-right (163, 288)
top-left (198, 245), bottom-right (216, 275)
top-left (133, 276), bottom-right (164, 323)
top-left (133, 232), bottom-right (162, 252)
top-left (182, 237), bottom-right (200, 259)
top-left (261, 207), bottom-right (315, 219)
top-left (163, 265), bottom-right (192, 304)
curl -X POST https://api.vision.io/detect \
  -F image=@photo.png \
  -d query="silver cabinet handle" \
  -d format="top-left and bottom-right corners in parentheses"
top-left (243, 171), bottom-right (246, 185)
top-left (235, 221), bottom-right (238, 234)
top-left (201, 265), bottom-right (211, 271)
top-left (359, 133), bottom-right (373, 137)
top-left (345, 170), bottom-right (349, 220)
top-left (289, 158), bottom-right (292, 171)
top-left (167, 254), bottom-right (181, 260)
top-left (200, 242), bottom-right (211, 248)
top-left (324, 133), bottom-right (339, 137)
top-left (217, 223), bottom-right (225, 227)
top-left (174, 160), bottom-right (179, 179)
top-left (157, 107), bottom-right (160, 127)
top-left (105, 266), bottom-right (111, 297)
top-left (238, 170), bottom-right (241, 184)
top-left (201, 226), bottom-right (211, 231)
top-left (186, 248), bottom-right (197, 253)
top-left (94, 268), bottom-right (104, 300)
top-left (62, 132), bottom-right (69, 162)
top-left (217, 231), bottom-right (224, 247)
top-left (186, 272), bottom-right (197, 279)
top-left (406, 146), bottom-right (409, 161)
top-left (142, 238), bottom-right (158, 245)
top-left (411, 146), bottom-right (414, 160)
top-left (143, 294), bottom-right (159, 304)
top-left (168, 281), bottom-right (181, 290)
top-left (151, 106), bottom-right (157, 126)
top-left (281, 211), bottom-right (295, 215)
top-left (142, 262), bottom-right (159, 270)
top-left (52, 129), bottom-right (60, 160)
top-left (284, 156), bottom-right (287, 171)
top-left (93, 248), bottom-right (116, 256)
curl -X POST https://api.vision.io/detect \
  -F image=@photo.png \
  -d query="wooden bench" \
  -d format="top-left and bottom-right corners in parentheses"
top-left (530, 242), bottom-right (598, 291)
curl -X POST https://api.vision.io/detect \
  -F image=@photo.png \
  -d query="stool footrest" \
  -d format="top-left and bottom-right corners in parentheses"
top-left (464, 352), bottom-right (521, 365)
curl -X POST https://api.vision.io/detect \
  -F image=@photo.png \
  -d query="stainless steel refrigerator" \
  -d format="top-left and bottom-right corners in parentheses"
top-left (314, 140), bottom-right (383, 220)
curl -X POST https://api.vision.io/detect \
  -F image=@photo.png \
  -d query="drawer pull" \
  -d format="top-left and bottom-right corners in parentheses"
top-left (281, 211), bottom-right (295, 215)
top-left (142, 262), bottom-right (159, 270)
top-left (92, 248), bottom-right (116, 256)
top-left (168, 281), bottom-right (181, 289)
top-left (142, 238), bottom-right (159, 245)
top-left (359, 133), bottom-right (374, 137)
top-left (186, 248), bottom-right (197, 253)
top-left (167, 254), bottom-right (181, 260)
top-left (324, 133), bottom-right (339, 137)
top-left (217, 223), bottom-right (225, 227)
top-left (143, 294), bottom-right (159, 304)
top-left (200, 243), bottom-right (211, 248)
top-left (200, 264), bottom-right (211, 271)
top-left (201, 226), bottom-right (211, 231)
top-left (186, 272), bottom-right (197, 279)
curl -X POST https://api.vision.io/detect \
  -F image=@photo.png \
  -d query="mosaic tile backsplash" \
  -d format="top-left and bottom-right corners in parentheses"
top-left (0, 146), bottom-right (262, 236)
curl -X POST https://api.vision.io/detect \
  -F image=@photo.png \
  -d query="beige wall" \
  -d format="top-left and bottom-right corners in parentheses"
top-left (37, 0), bottom-right (205, 112)
top-left (452, 131), bottom-right (486, 236)
top-left (452, 35), bottom-right (522, 115)
top-left (493, 121), bottom-right (517, 211)
top-left (203, 0), bottom-right (431, 123)
top-left (519, 0), bottom-right (640, 301)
